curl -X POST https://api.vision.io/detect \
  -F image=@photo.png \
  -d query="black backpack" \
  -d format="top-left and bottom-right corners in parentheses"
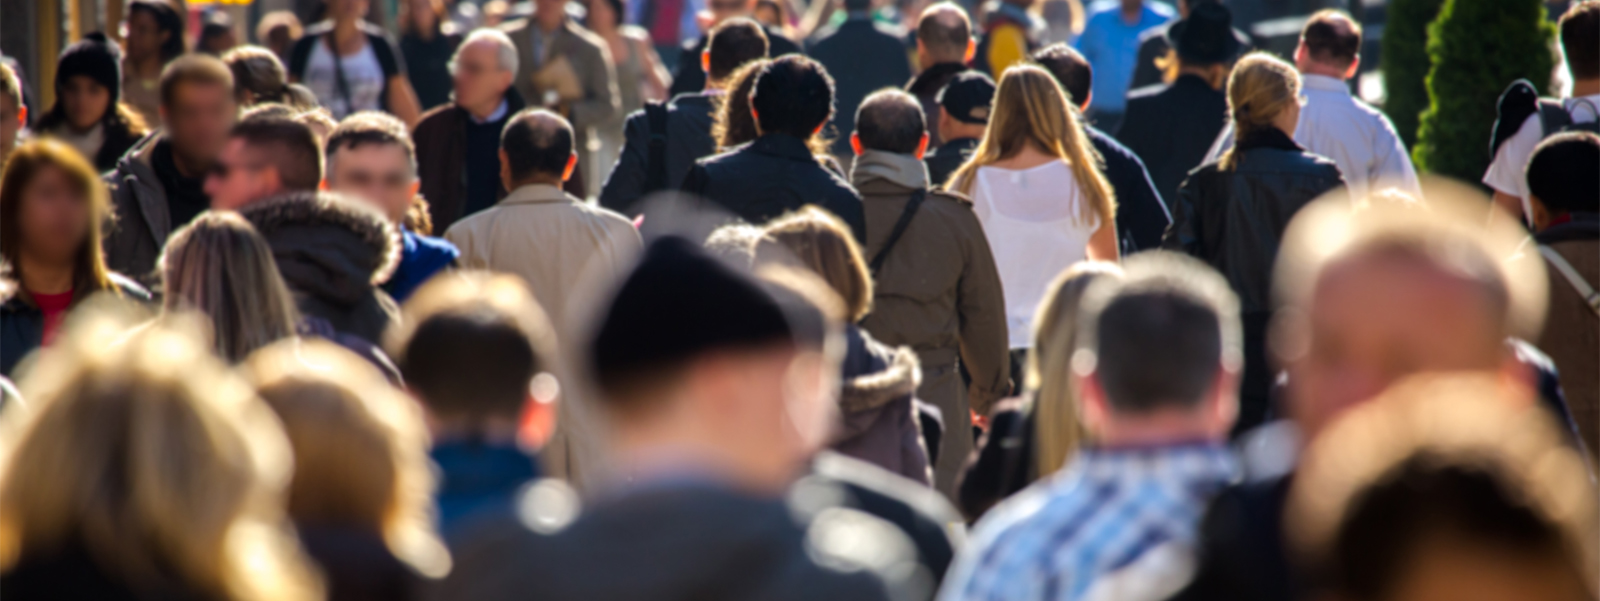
top-left (1492, 79), bottom-right (1600, 159)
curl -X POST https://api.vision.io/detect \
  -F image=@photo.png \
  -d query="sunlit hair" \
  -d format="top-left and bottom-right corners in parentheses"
top-left (0, 315), bottom-right (321, 601)
top-left (222, 45), bottom-right (317, 109)
top-left (0, 139), bottom-right (119, 303)
top-left (244, 339), bottom-right (451, 578)
top-left (1288, 373), bottom-right (1598, 600)
top-left (161, 212), bottom-right (301, 363)
top-left (754, 207), bottom-right (873, 323)
top-left (713, 59), bottom-right (836, 159)
top-left (947, 65), bottom-right (1115, 227)
top-left (1220, 52), bottom-right (1301, 171)
top-left (1027, 261), bottom-right (1121, 476)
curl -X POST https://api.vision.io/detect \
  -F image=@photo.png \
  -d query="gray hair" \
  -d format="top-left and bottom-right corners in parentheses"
top-left (451, 28), bottom-right (519, 76)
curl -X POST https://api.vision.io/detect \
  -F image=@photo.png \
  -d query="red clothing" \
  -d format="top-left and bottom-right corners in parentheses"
top-left (33, 290), bottom-right (73, 346)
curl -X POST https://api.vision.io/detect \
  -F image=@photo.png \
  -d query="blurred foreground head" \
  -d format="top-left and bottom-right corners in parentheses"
top-left (1272, 184), bottom-right (1548, 440)
top-left (0, 315), bottom-right (320, 601)
top-left (587, 237), bottom-right (843, 494)
top-left (1289, 373), bottom-right (1597, 601)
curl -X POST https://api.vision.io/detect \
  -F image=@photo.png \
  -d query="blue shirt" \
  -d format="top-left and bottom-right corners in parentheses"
top-left (432, 440), bottom-right (542, 543)
top-left (940, 442), bottom-right (1236, 601)
top-left (383, 229), bottom-right (459, 302)
top-left (1075, 0), bottom-right (1175, 113)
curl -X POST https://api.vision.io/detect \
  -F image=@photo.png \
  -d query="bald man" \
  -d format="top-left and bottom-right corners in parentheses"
top-left (905, 3), bottom-right (977, 147)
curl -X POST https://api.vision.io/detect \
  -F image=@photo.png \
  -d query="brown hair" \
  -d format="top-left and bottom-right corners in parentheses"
top-left (707, 17), bottom-right (770, 83)
top-left (0, 139), bottom-right (119, 303)
top-left (755, 207), bottom-right (873, 322)
top-left (1220, 52), bottom-right (1301, 171)
top-left (1300, 9), bottom-right (1362, 69)
top-left (327, 111), bottom-right (417, 174)
top-left (1562, 1), bottom-right (1600, 80)
top-left (160, 53), bottom-right (236, 108)
top-left (222, 45), bottom-right (316, 109)
top-left (161, 212), bottom-right (302, 363)
top-left (713, 59), bottom-right (835, 158)
top-left (230, 116), bottom-right (324, 191)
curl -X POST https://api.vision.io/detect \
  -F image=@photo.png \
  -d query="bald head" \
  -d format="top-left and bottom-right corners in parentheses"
top-left (501, 109), bottom-right (574, 185)
top-left (1298, 9), bottom-right (1361, 76)
top-left (856, 89), bottom-right (926, 154)
top-left (917, 3), bottom-right (972, 65)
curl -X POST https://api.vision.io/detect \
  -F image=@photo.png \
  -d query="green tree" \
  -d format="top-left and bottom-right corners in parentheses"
top-left (1381, 0), bottom-right (1446, 150)
top-left (1413, 0), bottom-right (1556, 183)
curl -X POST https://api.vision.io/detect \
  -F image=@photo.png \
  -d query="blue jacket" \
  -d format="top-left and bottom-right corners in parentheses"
top-left (432, 440), bottom-right (542, 543)
top-left (383, 229), bottom-right (459, 302)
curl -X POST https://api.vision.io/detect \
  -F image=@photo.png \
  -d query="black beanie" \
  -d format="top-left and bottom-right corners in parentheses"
top-left (589, 236), bottom-right (822, 394)
top-left (1527, 131), bottom-right (1600, 215)
top-left (56, 33), bottom-right (124, 108)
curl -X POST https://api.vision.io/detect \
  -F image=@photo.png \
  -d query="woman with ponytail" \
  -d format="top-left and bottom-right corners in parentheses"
top-left (222, 46), bottom-right (319, 110)
top-left (1162, 51), bottom-right (1345, 434)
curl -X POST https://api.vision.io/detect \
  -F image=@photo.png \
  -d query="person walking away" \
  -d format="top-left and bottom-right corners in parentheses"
top-left (1526, 132), bottom-right (1600, 464)
top-left (121, 0), bottom-right (187, 126)
top-left (413, 28), bottom-right (527, 232)
top-left (807, 0), bottom-right (914, 160)
top-left (159, 212), bottom-right (302, 363)
top-left (906, 3), bottom-right (977, 148)
top-left (223, 46), bottom-right (320, 110)
top-left (0, 140), bottom-right (150, 377)
top-left (35, 35), bottom-right (147, 172)
top-left (599, 18), bottom-right (769, 214)
top-left (399, 0), bottom-right (464, 111)
top-left (1129, 0), bottom-right (1248, 90)
top-left (105, 54), bottom-right (238, 286)
top-left (1115, 0), bottom-right (1236, 209)
top-left (205, 116), bottom-right (325, 211)
top-left (924, 71), bottom-right (992, 188)
top-left (501, 0), bottom-right (620, 199)
top-left (589, 0), bottom-right (671, 190)
top-left (1163, 52), bottom-right (1344, 435)
top-left (666, 0), bottom-right (803, 96)
top-left (941, 251), bottom-right (1242, 601)
top-left (682, 56), bottom-right (867, 241)
top-left (1484, 1), bottom-right (1600, 226)
top-left (846, 90), bottom-right (1009, 500)
top-left (947, 65), bottom-right (1119, 384)
top-left (1073, 0), bottom-right (1173, 132)
top-left (289, 0), bottom-right (424, 126)
top-left (1033, 43), bottom-right (1170, 253)
top-left (1203, 9), bottom-right (1421, 201)
top-left (976, 0), bottom-right (1044, 78)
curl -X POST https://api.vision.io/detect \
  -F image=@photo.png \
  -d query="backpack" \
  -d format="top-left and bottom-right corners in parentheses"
top-left (1492, 79), bottom-right (1600, 159)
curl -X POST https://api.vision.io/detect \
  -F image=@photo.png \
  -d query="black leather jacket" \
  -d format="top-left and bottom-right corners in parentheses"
top-left (681, 133), bottom-right (867, 242)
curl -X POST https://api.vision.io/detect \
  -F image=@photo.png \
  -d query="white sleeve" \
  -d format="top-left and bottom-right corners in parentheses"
top-left (1481, 114), bottom-right (1543, 200)
top-left (1372, 114), bottom-right (1423, 198)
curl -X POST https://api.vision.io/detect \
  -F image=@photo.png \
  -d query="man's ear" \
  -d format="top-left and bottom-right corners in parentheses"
top-left (499, 148), bottom-right (513, 189)
top-left (410, 180), bottom-right (421, 196)
top-left (562, 153), bottom-right (578, 181)
top-left (701, 50), bottom-right (712, 76)
top-left (319, 178), bottom-right (329, 191)
top-left (850, 132), bottom-right (863, 156)
top-left (1081, 90), bottom-right (1092, 114)
top-left (915, 132), bottom-right (929, 159)
top-left (1205, 367), bottom-right (1241, 435)
top-left (964, 38), bottom-right (976, 63)
top-left (1343, 55), bottom-right (1361, 80)
top-left (18, 105), bottom-right (27, 125)
top-left (1077, 370), bottom-right (1110, 433)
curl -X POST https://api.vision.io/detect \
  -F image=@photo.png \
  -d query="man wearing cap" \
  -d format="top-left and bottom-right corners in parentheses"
top-left (923, 71), bottom-right (993, 189)
top-left (434, 237), bottom-right (902, 601)
top-left (1115, 0), bottom-right (1238, 209)
top-left (849, 89), bottom-right (1010, 501)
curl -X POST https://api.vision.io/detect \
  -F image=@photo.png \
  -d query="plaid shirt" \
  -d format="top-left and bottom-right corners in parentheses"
top-left (940, 443), bottom-right (1237, 601)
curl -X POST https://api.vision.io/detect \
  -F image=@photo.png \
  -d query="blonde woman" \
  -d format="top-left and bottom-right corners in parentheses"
top-left (947, 64), bottom-right (1118, 373)
top-left (0, 317), bottom-right (321, 601)
top-left (956, 261), bottom-right (1121, 519)
top-left (1163, 51), bottom-right (1344, 434)
top-left (245, 339), bottom-right (449, 599)
top-left (162, 212), bottom-right (302, 363)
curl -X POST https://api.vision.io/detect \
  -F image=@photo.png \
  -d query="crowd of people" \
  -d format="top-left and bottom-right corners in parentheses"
top-left (0, 0), bottom-right (1596, 600)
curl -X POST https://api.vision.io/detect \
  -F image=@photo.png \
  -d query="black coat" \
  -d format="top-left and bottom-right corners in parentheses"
top-left (1166, 475), bottom-right (1297, 601)
top-left (1088, 125), bottom-right (1170, 253)
top-left (1117, 74), bottom-right (1231, 209)
top-left (807, 17), bottom-right (914, 156)
top-left (905, 62), bottom-right (971, 147)
top-left (1, 543), bottom-right (222, 601)
top-left (1129, 24), bottom-right (1253, 91)
top-left (681, 133), bottom-right (867, 241)
top-left (598, 91), bottom-right (719, 215)
top-left (0, 274), bottom-right (149, 377)
top-left (924, 137), bottom-right (978, 190)
top-left (667, 25), bottom-right (802, 97)
top-left (806, 451), bottom-right (964, 592)
top-left (400, 30), bottom-right (463, 110)
top-left (299, 524), bottom-right (425, 601)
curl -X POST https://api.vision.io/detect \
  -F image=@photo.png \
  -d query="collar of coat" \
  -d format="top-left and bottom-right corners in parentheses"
top-left (850, 149), bottom-right (929, 191)
top-left (907, 62), bottom-right (971, 97)
top-left (1235, 126), bottom-right (1304, 154)
top-left (749, 133), bottom-right (819, 162)
top-left (503, 183), bottom-right (579, 206)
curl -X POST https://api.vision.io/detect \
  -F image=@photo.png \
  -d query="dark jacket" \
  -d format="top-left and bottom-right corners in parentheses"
top-left (805, 451), bottom-right (965, 591)
top-left (808, 16), bottom-right (914, 155)
top-left (924, 137), bottom-right (979, 190)
top-left (240, 193), bottom-right (403, 346)
top-left (413, 88), bottom-right (527, 233)
top-left (1166, 475), bottom-right (1297, 601)
top-left (1535, 213), bottom-right (1599, 464)
top-left (835, 326), bottom-right (931, 485)
top-left (382, 228), bottom-right (459, 303)
top-left (1088, 125), bottom-right (1171, 253)
top-left (1117, 74), bottom-right (1231, 208)
top-left (956, 395), bottom-right (1036, 521)
top-left (288, 21), bottom-right (407, 116)
top-left (681, 133), bottom-right (867, 241)
top-left (0, 543), bottom-right (221, 601)
top-left (298, 524), bottom-right (425, 601)
top-left (400, 29), bottom-right (462, 110)
top-left (905, 63), bottom-right (972, 148)
top-left (598, 91), bottom-right (719, 215)
top-left (667, 25), bottom-right (802, 97)
top-left (1, 274), bottom-right (149, 377)
top-left (1163, 128), bottom-right (1344, 431)
top-left (1129, 23), bottom-right (1252, 91)
top-left (103, 133), bottom-right (176, 287)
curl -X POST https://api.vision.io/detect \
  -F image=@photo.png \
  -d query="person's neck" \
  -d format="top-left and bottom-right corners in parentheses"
top-left (610, 419), bottom-right (788, 496)
top-left (1571, 77), bottom-right (1600, 98)
top-left (333, 19), bottom-right (362, 44)
top-left (1299, 63), bottom-right (1347, 81)
top-left (1120, 0), bottom-right (1143, 24)
top-left (18, 253), bottom-right (75, 295)
top-left (171, 145), bottom-right (213, 178)
top-left (1094, 408), bottom-right (1221, 449)
top-left (128, 54), bottom-right (164, 79)
top-left (430, 414), bottom-right (523, 446)
top-left (463, 93), bottom-right (506, 121)
top-left (511, 176), bottom-right (563, 190)
top-left (535, 13), bottom-right (564, 33)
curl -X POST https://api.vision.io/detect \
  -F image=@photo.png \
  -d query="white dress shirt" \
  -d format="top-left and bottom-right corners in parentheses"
top-left (1204, 74), bottom-right (1422, 201)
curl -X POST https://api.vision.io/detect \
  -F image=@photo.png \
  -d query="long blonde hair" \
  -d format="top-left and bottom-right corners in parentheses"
top-left (1028, 261), bottom-right (1121, 476)
top-left (756, 207), bottom-right (874, 323)
top-left (244, 339), bottom-right (451, 579)
top-left (0, 316), bottom-right (321, 601)
top-left (1220, 52), bottom-right (1301, 171)
top-left (947, 65), bottom-right (1115, 227)
top-left (162, 212), bottom-right (302, 363)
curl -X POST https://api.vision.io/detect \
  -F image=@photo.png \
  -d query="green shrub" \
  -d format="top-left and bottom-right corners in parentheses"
top-left (1380, 0), bottom-right (1445, 150)
top-left (1412, 0), bottom-right (1556, 183)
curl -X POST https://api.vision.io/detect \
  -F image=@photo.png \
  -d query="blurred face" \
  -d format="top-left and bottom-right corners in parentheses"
top-left (534, 0), bottom-right (567, 24)
top-left (329, 0), bottom-right (371, 22)
top-left (588, 0), bottom-right (618, 30)
top-left (754, 3), bottom-right (781, 27)
top-left (409, 0), bottom-right (439, 31)
top-left (683, 342), bottom-right (838, 493)
top-left (1284, 254), bottom-right (1507, 440)
top-left (205, 138), bottom-right (280, 210)
top-left (18, 165), bottom-right (92, 263)
top-left (1377, 536), bottom-right (1590, 601)
top-left (60, 76), bottom-right (111, 131)
top-left (452, 40), bottom-right (514, 109)
top-left (201, 29), bottom-right (239, 55)
top-left (329, 142), bottom-right (414, 224)
top-left (163, 81), bottom-right (238, 169)
top-left (123, 10), bottom-right (170, 62)
top-left (710, 0), bottom-right (754, 23)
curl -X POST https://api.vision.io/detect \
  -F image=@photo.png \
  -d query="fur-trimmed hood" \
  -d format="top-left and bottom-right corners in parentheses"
top-left (239, 191), bottom-right (402, 306)
top-left (840, 340), bottom-right (921, 415)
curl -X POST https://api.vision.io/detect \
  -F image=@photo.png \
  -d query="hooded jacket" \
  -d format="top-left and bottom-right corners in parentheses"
top-left (833, 326), bottom-right (931, 485)
top-left (240, 192), bottom-right (402, 346)
top-left (103, 133), bottom-right (172, 287)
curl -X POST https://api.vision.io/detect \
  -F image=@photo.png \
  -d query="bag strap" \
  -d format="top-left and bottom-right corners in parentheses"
top-left (1541, 245), bottom-right (1600, 316)
top-left (644, 101), bottom-right (670, 193)
top-left (869, 189), bottom-right (927, 274)
top-left (1537, 98), bottom-right (1574, 136)
top-left (327, 34), bottom-right (355, 117)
